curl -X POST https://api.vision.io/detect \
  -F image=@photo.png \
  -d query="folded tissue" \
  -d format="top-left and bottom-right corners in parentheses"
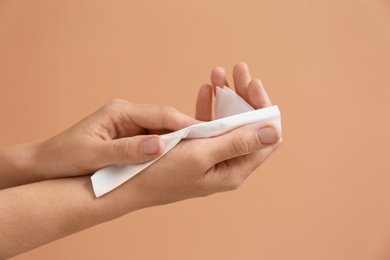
top-left (91, 87), bottom-right (281, 197)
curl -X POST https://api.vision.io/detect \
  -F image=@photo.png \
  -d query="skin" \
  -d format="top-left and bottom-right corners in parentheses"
top-left (0, 102), bottom-right (198, 189)
top-left (0, 63), bottom-right (281, 258)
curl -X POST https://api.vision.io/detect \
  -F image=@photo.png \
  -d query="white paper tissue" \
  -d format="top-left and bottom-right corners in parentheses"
top-left (91, 87), bottom-right (281, 197)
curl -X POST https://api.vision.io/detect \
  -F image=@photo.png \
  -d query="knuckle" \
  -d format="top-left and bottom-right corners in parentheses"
top-left (224, 175), bottom-right (243, 191)
top-left (161, 105), bottom-right (178, 116)
top-left (107, 99), bottom-right (125, 107)
top-left (184, 141), bottom-right (212, 170)
top-left (196, 143), bottom-right (215, 167)
top-left (231, 134), bottom-right (251, 155)
top-left (228, 181), bottom-right (242, 191)
top-left (192, 151), bottom-right (211, 169)
top-left (104, 99), bottom-right (131, 111)
top-left (174, 140), bottom-right (211, 169)
top-left (101, 100), bottom-right (134, 121)
top-left (211, 165), bottom-right (245, 192)
top-left (114, 139), bottom-right (134, 162)
top-left (157, 105), bottom-right (175, 125)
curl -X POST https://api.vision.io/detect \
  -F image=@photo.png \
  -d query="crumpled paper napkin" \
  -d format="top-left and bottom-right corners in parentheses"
top-left (91, 87), bottom-right (281, 197)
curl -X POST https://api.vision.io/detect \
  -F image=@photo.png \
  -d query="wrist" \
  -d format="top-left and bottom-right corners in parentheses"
top-left (0, 142), bottom-right (42, 188)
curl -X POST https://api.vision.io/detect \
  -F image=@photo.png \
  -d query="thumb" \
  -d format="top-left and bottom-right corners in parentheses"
top-left (206, 124), bottom-right (281, 163)
top-left (101, 135), bottom-right (165, 165)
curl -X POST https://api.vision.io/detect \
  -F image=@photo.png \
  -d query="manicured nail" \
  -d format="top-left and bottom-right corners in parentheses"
top-left (257, 127), bottom-right (279, 145)
top-left (142, 137), bottom-right (161, 155)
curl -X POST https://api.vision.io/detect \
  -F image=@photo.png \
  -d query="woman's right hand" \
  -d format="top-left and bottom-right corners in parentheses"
top-left (107, 63), bottom-right (282, 215)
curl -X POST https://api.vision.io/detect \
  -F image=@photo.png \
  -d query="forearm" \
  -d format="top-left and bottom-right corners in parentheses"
top-left (0, 143), bottom-right (40, 189)
top-left (0, 176), bottom-right (139, 259)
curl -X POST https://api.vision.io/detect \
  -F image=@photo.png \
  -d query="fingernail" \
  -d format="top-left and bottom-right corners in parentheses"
top-left (142, 137), bottom-right (161, 155)
top-left (257, 127), bottom-right (279, 145)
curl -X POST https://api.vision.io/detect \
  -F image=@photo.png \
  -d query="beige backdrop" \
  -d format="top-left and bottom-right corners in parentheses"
top-left (1, 1), bottom-right (390, 259)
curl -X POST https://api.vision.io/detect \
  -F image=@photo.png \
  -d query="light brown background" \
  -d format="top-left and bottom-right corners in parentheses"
top-left (1, 0), bottom-right (390, 259)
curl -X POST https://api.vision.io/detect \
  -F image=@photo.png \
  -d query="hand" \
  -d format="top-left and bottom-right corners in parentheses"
top-left (108, 63), bottom-right (281, 213)
top-left (30, 100), bottom-right (198, 182)
top-left (0, 63), bottom-right (281, 258)
top-left (196, 62), bottom-right (272, 120)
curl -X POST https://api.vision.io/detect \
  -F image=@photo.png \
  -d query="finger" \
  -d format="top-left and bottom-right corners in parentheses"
top-left (203, 123), bottom-right (281, 164)
top-left (132, 104), bottom-right (198, 131)
top-left (211, 66), bottom-right (229, 94)
top-left (233, 62), bottom-right (252, 101)
top-left (98, 100), bottom-right (199, 138)
top-left (195, 84), bottom-right (213, 121)
top-left (248, 79), bottom-right (272, 109)
top-left (101, 135), bottom-right (165, 165)
top-left (206, 144), bottom-right (281, 192)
